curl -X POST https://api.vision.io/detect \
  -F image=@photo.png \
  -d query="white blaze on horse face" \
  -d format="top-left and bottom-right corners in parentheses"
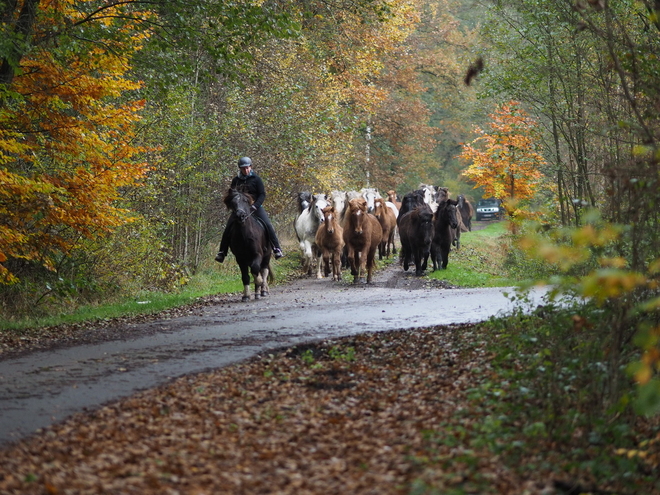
top-left (353, 208), bottom-right (364, 233)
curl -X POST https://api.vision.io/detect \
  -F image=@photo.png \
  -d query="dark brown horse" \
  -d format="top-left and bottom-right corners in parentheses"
top-left (342, 197), bottom-right (383, 284)
top-left (398, 203), bottom-right (434, 276)
top-left (315, 205), bottom-right (344, 280)
top-left (397, 190), bottom-right (426, 226)
top-left (431, 199), bottom-right (459, 271)
top-left (457, 194), bottom-right (474, 232)
top-left (223, 188), bottom-right (273, 301)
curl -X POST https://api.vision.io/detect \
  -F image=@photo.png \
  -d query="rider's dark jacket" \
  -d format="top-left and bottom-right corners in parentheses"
top-left (231, 171), bottom-right (265, 208)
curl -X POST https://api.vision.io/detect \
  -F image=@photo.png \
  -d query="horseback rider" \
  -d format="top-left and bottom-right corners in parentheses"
top-left (215, 157), bottom-right (284, 263)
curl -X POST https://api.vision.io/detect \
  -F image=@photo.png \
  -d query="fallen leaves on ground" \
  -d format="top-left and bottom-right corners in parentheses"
top-left (0, 325), bottom-right (552, 495)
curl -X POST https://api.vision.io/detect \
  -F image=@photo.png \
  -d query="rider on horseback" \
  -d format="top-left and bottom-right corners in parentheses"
top-left (215, 157), bottom-right (284, 263)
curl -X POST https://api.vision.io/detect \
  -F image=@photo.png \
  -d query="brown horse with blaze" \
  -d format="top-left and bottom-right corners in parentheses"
top-left (342, 197), bottom-right (383, 284)
top-left (315, 205), bottom-right (344, 281)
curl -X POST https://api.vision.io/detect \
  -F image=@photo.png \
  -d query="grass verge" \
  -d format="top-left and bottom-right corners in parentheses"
top-left (427, 220), bottom-right (520, 287)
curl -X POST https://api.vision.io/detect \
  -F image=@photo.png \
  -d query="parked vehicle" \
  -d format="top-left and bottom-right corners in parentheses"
top-left (475, 198), bottom-right (504, 221)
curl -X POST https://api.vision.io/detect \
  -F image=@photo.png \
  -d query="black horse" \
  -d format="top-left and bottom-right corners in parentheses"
top-left (431, 199), bottom-right (459, 271)
top-left (398, 203), bottom-right (434, 276)
top-left (223, 188), bottom-right (273, 302)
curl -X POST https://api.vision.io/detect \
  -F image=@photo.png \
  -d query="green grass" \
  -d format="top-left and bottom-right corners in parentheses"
top-left (0, 266), bottom-right (245, 332)
top-left (427, 220), bottom-right (522, 287)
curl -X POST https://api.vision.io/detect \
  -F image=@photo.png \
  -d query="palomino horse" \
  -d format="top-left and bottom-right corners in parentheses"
top-left (343, 197), bottom-right (383, 284)
top-left (329, 190), bottom-right (348, 224)
top-left (294, 193), bottom-right (329, 276)
top-left (431, 199), bottom-right (459, 271)
top-left (373, 197), bottom-right (397, 259)
top-left (315, 205), bottom-right (344, 281)
top-left (223, 188), bottom-right (273, 302)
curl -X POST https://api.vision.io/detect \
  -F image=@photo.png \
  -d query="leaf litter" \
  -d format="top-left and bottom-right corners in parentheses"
top-left (0, 320), bottom-right (658, 494)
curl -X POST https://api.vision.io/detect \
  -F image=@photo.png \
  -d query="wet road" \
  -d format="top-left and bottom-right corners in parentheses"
top-left (0, 267), bottom-right (550, 447)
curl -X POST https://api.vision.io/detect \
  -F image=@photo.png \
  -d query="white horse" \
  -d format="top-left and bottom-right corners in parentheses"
top-left (418, 183), bottom-right (439, 213)
top-left (294, 193), bottom-right (329, 276)
top-left (360, 187), bottom-right (381, 213)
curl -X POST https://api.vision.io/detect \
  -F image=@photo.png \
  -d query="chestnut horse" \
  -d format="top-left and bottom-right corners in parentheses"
top-left (342, 197), bottom-right (383, 284)
top-left (386, 190), bottom-right (402, 211)
top-left (373, 197), bottom-right (397, 259)
top-left (223, 188), bottom-right (273, 302)
top-left (315, 206), bottom-right (344, 281)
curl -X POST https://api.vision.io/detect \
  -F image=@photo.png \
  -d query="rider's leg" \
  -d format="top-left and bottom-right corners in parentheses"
top-left (254, 207), bottom-right (284, 258)
top-left (215, 215), bottom-right (236, 263)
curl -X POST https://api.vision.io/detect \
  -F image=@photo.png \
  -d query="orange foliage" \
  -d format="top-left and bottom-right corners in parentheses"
top-left (0, 1), bottom-right (154, 283)
top-left (459, 100), bottom-right (545, 202)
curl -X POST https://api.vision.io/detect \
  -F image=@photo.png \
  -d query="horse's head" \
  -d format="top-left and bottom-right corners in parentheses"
top-left (373, 198), bottom-right (386, 219)
top-left (437, 199), bottom-right (459, 229)
top-left (322, 206), bottom-right (337, 234)
top-left (435, 187), bottom-right (449, 204)
top-left (401, 191), bottom-right (425, 215)
top-left (447, 203), bottom-right (459, 230)
top-left (329, 190), bottom-right (347, 217)
top-left (297, 191), bottom-right (312, 213)
top-left (348, 197), bottom-right (368, 234)
top-left (361, 188), bottom-right (379, 213)
top-left (311, 193), bottom-right (329, 223)
top-left (387, 190), bottom-right (398, 203)
top-left (224, 188), bottom-right (253, 222)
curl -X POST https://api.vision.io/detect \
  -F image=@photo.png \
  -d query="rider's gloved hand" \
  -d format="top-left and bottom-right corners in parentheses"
top-left (250, 205), bottom-right (258, 212)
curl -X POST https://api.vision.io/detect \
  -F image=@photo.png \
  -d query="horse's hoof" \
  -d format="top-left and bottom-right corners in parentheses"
top-left (261, 291), bottom-right (269, 297)
top-left (254, 293), bottom-right (260, 300)
top-left (241, 296), bottom-right (250, 302)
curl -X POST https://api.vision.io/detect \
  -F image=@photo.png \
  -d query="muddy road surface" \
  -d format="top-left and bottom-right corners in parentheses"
top-left (0, 261), bottom-right (550, 447)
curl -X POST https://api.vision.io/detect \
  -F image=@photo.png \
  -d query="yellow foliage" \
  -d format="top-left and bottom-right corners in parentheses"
top-left (0, 1), bottom-right (154, 283)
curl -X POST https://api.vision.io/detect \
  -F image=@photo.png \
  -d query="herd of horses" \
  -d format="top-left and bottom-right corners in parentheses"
top-left (221, 184), bottom-right (475, 301)
top-left (293, 185), bottom-right (475, 283)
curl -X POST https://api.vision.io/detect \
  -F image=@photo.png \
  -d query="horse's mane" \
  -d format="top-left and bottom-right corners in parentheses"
top-left (224, 187), bottom-right (254, 208)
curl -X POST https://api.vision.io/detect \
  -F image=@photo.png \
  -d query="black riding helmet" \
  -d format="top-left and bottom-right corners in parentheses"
top-left (238, 157), bottom-right (252, 168)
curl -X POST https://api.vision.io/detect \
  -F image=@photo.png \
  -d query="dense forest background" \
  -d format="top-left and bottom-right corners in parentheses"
top-left (1, 0), bottom-right (660, 411)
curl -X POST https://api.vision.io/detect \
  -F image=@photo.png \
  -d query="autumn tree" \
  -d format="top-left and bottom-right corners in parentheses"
top-left (459, 100), bottom-right (545, 211)
top-left (0, 1), bottom-right (158, 285)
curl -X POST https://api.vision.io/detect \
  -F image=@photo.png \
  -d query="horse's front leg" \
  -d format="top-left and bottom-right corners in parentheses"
top-left (251, 260), bottom-right (264, 300)
top-left (346, 246), bottom-right (357, 277)
top-left (355, 249), bottom-right (367, 284)
top-left (260, 266), bottom-right (270, 297)
top-left (239, 264), bottom-right (251, 302)
top-left (316, 252), bottom-right (324, 279)
top-left (332, 249), bottom-right (342, 281)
